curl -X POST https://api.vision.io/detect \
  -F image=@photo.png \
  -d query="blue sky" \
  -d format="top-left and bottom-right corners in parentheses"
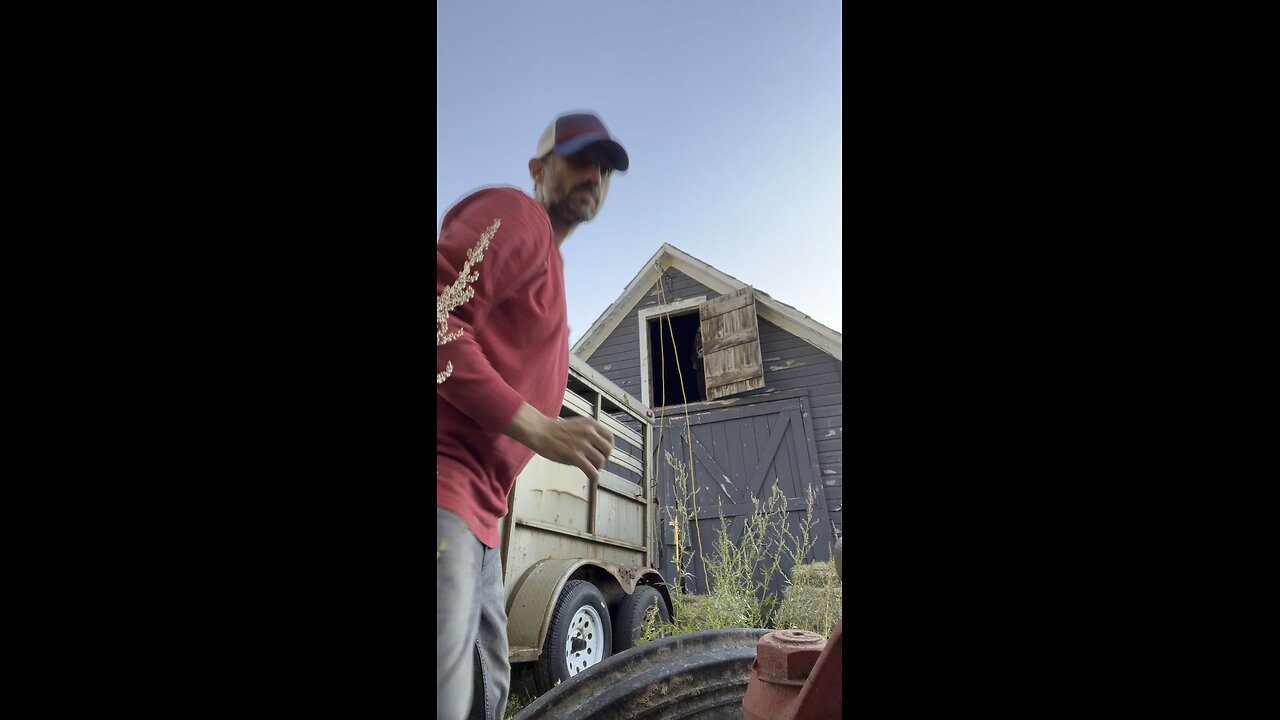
top-left (437, 1), bottom-right (842, 347)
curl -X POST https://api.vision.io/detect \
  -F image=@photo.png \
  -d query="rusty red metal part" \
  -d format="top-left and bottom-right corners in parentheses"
top-left (787, 619), bottom-right (842, 720)
top-left (742, 621), bottom-right (842, 720)
top-left (742, 629), bottom-right (825, 720)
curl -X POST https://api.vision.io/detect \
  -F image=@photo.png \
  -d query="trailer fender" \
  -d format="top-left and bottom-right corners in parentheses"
top-left (507, 559), bottom-right (670, 660)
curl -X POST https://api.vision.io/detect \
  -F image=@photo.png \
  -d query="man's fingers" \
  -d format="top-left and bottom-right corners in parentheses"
top-left (586, 448), bottom-right (606, 473)
top-left (591, 423), bottom-right (614, 456)
top-left (553, 417), bottom-right (616, 479)
top-left (594, 435), bottom-right (614, 458)
top-left (576, 455), bottom-right (599, 482)
top-left (595, 421), bottom-right (613, 442)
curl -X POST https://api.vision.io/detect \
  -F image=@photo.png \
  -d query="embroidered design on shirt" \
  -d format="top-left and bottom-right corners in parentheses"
top-left (437, 218), bottom-right (500, 384)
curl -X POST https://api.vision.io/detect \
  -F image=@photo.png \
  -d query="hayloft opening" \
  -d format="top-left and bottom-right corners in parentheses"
top-left (647, 312), bottom-right (705, 407)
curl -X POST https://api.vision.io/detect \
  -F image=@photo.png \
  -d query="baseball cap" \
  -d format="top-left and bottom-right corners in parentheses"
top-left (535, 112), bottom-right (629, 172)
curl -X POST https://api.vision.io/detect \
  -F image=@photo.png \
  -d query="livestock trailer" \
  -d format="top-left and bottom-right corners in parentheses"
top-left (501, 355), bottom-right (673, 692)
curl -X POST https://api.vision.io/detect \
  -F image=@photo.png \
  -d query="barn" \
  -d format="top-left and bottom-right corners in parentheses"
top-left (572, 243), bottom-right (843, 598)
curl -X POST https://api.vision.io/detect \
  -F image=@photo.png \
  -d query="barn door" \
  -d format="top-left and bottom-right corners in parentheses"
top-left (699, 287), bottom-right (764, 401)
top-left (655, 393), bottom-right (832, 602)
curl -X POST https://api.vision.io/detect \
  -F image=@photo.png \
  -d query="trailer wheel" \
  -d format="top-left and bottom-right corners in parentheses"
top-left (613, 585), bottom-right (670, 652)
top-left (534, 580), bottom-right (613, 694)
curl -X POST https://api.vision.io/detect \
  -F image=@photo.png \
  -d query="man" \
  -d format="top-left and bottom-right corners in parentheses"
top-left (436, 112), bottom-right (629, 720)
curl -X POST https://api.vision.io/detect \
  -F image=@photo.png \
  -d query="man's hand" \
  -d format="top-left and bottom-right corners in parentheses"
top-left (537, 416), bottom-right (616, 482)
top-left (504, 403), bottom-right (615, 482)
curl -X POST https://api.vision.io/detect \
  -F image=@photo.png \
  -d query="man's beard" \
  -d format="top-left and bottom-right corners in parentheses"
top-left (546, 189), bottom-right (598, 226)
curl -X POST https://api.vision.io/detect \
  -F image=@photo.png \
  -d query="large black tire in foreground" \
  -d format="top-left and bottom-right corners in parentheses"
top-left (515, 628), bottom-right (769, 720)
top-left (533, 580), bottom-right (613, 694)
top-left (613, 585), bottom-right (671, 652)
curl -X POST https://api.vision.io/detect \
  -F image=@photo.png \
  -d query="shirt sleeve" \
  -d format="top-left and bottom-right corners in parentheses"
top-left (436, 188), bottom-right (551, 433)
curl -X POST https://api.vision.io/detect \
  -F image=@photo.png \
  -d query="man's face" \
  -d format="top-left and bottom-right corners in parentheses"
top-left (533, 145), bottom-right (615, 226)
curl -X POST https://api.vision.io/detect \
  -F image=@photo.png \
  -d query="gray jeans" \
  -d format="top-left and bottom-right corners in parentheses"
top-left (437, 507), bottom-right (510, 720)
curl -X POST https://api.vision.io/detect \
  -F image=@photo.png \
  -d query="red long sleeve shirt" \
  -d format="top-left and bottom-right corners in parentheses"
top-left (436, 187), bottom-right (569, 548)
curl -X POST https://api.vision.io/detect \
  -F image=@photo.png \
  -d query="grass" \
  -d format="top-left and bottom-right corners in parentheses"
top-left (503, 688), bottom-right (534, 720)
top-left (771, 560), bottom-right (842, 636)
top-left (503, 664), bottom-right (537, 719)
top-left (637, 450), bottom-right (840, 642)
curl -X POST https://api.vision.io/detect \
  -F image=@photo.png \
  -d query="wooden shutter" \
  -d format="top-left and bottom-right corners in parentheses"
top-left (699, 286), bottom-right (764, 401)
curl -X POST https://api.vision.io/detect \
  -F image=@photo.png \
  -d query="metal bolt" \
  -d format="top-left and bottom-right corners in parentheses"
top-left (754, 629), bottom-right (826, 684)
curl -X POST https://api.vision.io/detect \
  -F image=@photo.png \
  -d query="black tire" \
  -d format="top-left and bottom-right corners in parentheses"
top-left (533, 580), bottom-right (613, 694)
top-left (514, 628), bottom-right (770, 720)
top-left (612, 585), bottom-right (670, 652)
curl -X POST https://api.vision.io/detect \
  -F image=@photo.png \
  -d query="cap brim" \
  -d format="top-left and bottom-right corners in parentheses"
top-left (552, 133), bottom-right (630, 172)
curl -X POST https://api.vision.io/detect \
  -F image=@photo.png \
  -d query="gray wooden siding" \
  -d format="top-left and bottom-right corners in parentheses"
top-left (581, 267), bottom-right (843, 538)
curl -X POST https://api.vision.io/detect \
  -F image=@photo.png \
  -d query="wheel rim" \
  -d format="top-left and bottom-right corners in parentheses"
top-left (563, 605), bottom-right (605, 677)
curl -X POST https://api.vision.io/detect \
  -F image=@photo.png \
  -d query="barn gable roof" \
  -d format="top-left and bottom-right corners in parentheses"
top-left (571, 243), bottom-right (842, 362)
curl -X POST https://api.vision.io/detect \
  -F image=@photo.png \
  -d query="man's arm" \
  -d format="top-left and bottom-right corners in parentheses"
top-left (503, 403), bottom-right (614, 483)
top-left (436, 189), bottom-right (546, 434)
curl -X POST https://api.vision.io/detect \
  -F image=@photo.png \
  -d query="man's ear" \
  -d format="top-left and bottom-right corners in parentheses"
top-left (528, 156), bottom-right (543, 184)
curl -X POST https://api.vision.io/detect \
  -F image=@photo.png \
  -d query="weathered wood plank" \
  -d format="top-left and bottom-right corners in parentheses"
top-left (810, 404), bottom-right (843, 418)
top-left (809, 393), bottom-right (843, 408)
top-left (752, 415), bottom-right (770, 491)
top-left (704, 338), bottom-right (762, 372)
top-left (704, 359), bottom-right (765, 390)
top-left (707, 377), bottom-right (765, 401)
top-left (766, 368), bottom-right (840, 383)
top-left (724, 415), bottom-right (745, 497)
top-left (759, 333), bottom-right (825, 352)
top-left (702, 295), bottom-right (759, 348)
top-left (712, 420), bottom-right (732, 496)
top-left (747, 412), bottom-right (792, 498)
top-left (700, 287), bottom-right (754, 317)
top-left (594, 331), bottom-right (637, 354)
top-left (767, 379), bottom-right (841, 396)
top-left (762, 364), bottom-right (839, 383)
top-left (702, 325), bottom-right (759, 355)
top-left (681, 431), bottom-right (742, 505)
top-left (592, 344), bottom-right (641, 362)
top-left (591, 359), bottom-right (642, 376)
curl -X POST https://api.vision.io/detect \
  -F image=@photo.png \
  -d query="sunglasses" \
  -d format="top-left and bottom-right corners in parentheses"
top-left (563, 149), bottom-right (615, 175)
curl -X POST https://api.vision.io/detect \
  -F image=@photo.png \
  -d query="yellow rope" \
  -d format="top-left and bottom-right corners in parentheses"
top-left (654, 268), bottom-right (709, 589)
top-left (653, 266), bottom-right (668, 574)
